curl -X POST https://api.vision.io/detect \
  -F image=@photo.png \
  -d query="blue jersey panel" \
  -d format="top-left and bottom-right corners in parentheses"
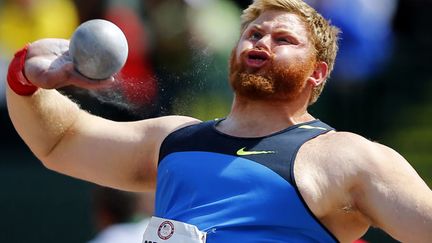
top-left (155, 151), bottom-right (337, 243)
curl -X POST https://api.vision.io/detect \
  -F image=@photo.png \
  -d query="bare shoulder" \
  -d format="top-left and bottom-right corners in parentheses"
top-left (78, 114), bottom-right (201, 148)
top-left (296, 130), bottom-right (406, 210)
top-left (296, 130), bottom-right (383, 196)
top-left (306, 130), bottom-right (422, 184)
top-left (309, 131), bottom-right (400, 167)
top-left (310, 130), bottom-right (373, 149)
top-left (315, 133), bottom-right (432, 242)
top-left (134, 114), bottom-right (201, 154)
top-left (297, 131), bottom-right (432, 241)
top-left (134, 115), bottom-right (201, 137)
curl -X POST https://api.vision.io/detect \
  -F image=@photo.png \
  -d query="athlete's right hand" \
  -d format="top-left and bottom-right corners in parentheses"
top-left (24, 38), bottom-right (114, 90)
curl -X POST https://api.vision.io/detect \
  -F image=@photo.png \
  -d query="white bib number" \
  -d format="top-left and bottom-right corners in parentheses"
top-left (142, 216), bottom-right (206, 243)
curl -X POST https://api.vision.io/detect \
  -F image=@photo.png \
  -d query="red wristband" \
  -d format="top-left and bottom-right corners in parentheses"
top-left (7, 44), bottom-right (38, 96)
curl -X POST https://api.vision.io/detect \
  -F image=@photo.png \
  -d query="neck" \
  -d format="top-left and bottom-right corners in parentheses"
top-left (218, 93), bottom-right (315, 137)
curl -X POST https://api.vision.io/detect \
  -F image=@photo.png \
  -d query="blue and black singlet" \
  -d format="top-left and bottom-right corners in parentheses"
top-left (155, 119), bottom-right (339, 243)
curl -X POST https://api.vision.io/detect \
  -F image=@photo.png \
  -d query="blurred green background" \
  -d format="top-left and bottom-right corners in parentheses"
top-left (0, 0), bottom-right (431, 242)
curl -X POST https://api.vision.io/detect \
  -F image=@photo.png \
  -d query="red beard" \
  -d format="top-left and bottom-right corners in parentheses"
top-left (229, 49), bottom-right (315, 101)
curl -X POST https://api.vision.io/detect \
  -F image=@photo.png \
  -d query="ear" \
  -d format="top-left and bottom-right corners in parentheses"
top-left (308, 61), bottom-right (328, 87)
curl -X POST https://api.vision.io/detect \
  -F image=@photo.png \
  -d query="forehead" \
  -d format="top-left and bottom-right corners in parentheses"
top-left (249, 10), bottom-right (308, 36)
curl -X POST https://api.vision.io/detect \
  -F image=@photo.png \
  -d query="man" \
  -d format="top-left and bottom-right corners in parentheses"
top-left (6, 0), bottom-right (432, 242)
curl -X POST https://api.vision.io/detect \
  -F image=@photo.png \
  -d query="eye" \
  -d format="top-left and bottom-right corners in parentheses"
top-left (249, 31), bottom-right (262, 41)
top-left (275, 37), bottom-right (292, 44)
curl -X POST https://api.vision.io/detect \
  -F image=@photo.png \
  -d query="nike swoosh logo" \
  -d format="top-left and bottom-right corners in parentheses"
top-left (236, 147), bottom-right (276, 156)
top-left (298, 125), bottom-right (327, 131)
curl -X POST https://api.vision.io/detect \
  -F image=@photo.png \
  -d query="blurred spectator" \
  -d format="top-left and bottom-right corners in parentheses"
top-left (142, 0), bottom-right (240, 119)
top-left (305, 0), bottom-right (399, 136)
top-left (231, 0), bottom-right (252, 9)
top-left (0, 0), bottom-right (78, 53)
top-left (0, 59), bottom-right (7, 106)
top-left (88, 187), bottom-right (154, 243)
top-left (73, 0), bottom-right (109, 23)
top-left (106, 4), bottom-right (157, 108)
top-left (177, 0), bottom-right (240, 119)
top-left (0, 0), bottom-right (79, 107)
top-left (306, 0), bottom-right (398, 84)
top-left (186, 0), bottom-right (240, 55)
top-left (142, 0), bottom-right (196, 116)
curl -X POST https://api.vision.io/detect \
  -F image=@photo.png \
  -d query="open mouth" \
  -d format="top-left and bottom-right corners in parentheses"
top-left (245, 50), bottom-right (271, 68)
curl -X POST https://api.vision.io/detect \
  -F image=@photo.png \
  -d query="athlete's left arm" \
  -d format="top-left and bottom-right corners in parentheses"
top-left (354, 142), bottom-right (432, 242)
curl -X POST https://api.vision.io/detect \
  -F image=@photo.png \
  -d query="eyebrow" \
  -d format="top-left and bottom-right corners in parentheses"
top-left (274, 24), bottom-right (302, 35)
top-left (249, 24), bottom-right (301, 42)
top-left (250, 24), bottom-right (298, 37)
top-left (274, 29), bottom-right (298, 36)
top-left (249, 24), bottom-right (264, 32)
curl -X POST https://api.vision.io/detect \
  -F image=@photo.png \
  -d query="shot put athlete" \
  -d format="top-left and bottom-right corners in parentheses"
top-left (6, 0), bottom-right (432, 242)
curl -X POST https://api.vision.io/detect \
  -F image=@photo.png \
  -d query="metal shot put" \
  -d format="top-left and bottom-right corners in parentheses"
top-left (70, 19), bottom-right (128, 80)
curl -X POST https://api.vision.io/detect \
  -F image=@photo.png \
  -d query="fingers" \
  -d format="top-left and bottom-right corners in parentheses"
top-left (27, 38), bottom-right (70, 58)
top-left (62, 63), bottom-right (116, 90)
top-left (25, 38), bottom-right (116, 90)
top-left (26, 58), bottom-right (115, 90)
top-left (69, 74), bottom-right (116, 90)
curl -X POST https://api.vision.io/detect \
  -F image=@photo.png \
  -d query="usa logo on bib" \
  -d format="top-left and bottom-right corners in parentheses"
top-left (158, 221), bottom-right (174, 240)
top-left (142, 217), bottom-right (206, 243)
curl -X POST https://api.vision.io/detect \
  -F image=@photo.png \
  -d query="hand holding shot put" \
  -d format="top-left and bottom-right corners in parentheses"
top-left (23, 39), bottom-right (111, 90)
top-left (23, 19), bottom-right (128, 90)
top-left (5, 1), bottom-right (432, 242)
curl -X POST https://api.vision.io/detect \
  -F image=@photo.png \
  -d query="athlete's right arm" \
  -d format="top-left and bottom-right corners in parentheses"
top-left (6, 39), bottom-right (200, 192)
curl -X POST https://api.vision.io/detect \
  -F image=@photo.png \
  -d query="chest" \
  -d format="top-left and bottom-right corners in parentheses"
top-left (154, 151), bottom-right (338, 242)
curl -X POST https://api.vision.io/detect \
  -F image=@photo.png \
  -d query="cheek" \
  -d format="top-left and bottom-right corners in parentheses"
top-left (274, 48), bottom-right (292, 62)
top-left (235, 40), bottom-right (253, 60)
top-left (274, 48), bottom-right (309, 66)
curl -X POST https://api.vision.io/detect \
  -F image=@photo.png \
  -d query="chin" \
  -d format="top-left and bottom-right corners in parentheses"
top-left (229, 60), bottom-right (308, 102)
top-left (229, 48), bottom-right (313, 101)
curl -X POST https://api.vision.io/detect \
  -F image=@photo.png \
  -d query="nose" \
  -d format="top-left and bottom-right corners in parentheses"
top-left (255, 34), bottom-right (271, 51)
